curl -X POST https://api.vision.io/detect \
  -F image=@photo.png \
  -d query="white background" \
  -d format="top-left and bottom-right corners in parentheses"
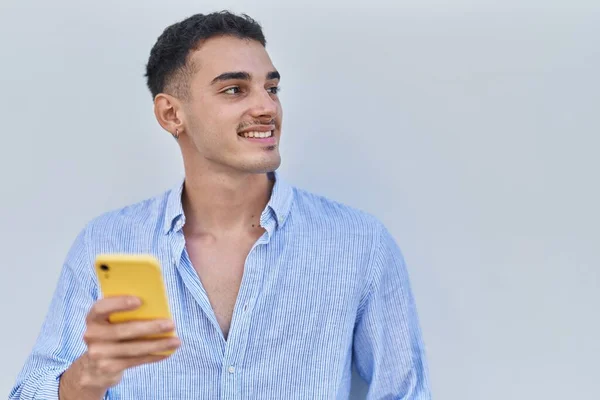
top-left (1, 0), bottom-right (599, 398)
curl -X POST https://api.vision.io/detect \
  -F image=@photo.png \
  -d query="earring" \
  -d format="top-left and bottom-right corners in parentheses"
top-left (173, 129), bottom-right (180, 140)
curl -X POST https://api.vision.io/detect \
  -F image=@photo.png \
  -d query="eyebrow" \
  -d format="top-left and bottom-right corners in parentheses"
top-left (267, 71), bottom-right (280, 80)
top-left (210, 70), bottom-right (281, 85)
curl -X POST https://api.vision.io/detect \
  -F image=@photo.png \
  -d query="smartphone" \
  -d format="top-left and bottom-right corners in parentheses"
top-left (94, 254), bottom-right (177, 354)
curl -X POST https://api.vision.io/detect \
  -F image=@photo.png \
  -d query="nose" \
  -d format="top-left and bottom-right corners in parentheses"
top-left (249, 88), bottom-right (278, 119)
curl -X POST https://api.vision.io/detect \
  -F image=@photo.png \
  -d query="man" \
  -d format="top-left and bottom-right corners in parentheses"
top-left (10, 11), bottom-right (431, 400)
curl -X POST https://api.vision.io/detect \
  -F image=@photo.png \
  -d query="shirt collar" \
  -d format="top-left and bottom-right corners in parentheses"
top-left (163, 170), bottom-right (294, 235)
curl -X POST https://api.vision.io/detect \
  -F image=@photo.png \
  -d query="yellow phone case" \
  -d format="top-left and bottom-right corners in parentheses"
top-left (94, 254), bottom-right (176, 354)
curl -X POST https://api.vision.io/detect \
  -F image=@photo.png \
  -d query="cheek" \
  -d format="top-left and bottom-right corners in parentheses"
top-left (198, 110), bottom-right (243, 147)
top-left (212, 110), bottom-right (240, 138)
top-left (188, 104), bottom-right (231, 137)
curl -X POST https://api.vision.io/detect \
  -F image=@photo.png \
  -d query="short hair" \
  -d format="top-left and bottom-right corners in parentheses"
top-left (144, 11), bottom-right (266, 100)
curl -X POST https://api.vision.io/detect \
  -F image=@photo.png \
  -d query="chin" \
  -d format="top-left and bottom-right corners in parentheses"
top-left (238, 156), bottom-right (281, 174)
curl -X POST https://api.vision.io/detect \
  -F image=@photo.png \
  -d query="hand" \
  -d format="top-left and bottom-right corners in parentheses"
top-left (63, 296), bottom-right (180, 394)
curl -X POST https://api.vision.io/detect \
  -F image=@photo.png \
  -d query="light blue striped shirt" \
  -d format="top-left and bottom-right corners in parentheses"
top-left (10, 172), bottom-right (431, 399)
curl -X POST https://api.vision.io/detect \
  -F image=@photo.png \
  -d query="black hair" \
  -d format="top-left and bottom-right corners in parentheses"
top-left (144, 11), bottom-right (266, 99)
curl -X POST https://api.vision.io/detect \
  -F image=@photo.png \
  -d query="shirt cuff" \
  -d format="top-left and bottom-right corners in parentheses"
top-left (10, 367), bottom-right (66, 400)
top-left (20, 367), bottom-right (110, 400)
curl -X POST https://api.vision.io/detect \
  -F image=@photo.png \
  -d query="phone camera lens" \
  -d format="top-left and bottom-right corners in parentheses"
top-left (100, 265), bottom-right (109, 271)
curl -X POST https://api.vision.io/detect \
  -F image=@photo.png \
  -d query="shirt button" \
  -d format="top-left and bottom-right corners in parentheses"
top-left (228, 365), bottom-right (236, 374)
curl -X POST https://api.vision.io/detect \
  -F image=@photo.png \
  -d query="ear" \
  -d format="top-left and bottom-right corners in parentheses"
top-left (153, 93), bottom-right (185, 138)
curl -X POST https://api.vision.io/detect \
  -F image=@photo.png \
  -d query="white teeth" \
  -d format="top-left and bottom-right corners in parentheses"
top-left (241, 131), bottom-right (272, 138)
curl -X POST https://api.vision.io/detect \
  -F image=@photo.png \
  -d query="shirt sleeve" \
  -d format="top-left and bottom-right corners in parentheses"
top-left (353, 223), bottom-right (432, 399)
top-left (9, 227), bottom-right (98, 399)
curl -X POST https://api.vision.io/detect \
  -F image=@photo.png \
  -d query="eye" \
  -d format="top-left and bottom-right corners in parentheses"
top-left (268, 86), bottom-right (281, 95)
top-left (223, 86), bottom-right (241, 95)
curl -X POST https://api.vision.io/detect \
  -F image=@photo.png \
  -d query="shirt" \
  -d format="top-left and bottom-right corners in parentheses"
top-left (10, 171), bottom-right (432, 399)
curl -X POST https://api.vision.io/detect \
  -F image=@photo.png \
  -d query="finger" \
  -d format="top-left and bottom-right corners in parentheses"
top-left (83, 354), bottom-right (168, 386)
top-left (87, 296), bottom-right (142, 322)
top-left (85, 319), bottom-right (175, 342)
top-left (91, 337), bottom-right (181, 359)
top-left (117, 354), bottom-right (171, 370)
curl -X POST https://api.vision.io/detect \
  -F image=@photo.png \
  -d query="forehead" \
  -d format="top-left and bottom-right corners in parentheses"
top-left (189, 35), bottom-right (275, 81)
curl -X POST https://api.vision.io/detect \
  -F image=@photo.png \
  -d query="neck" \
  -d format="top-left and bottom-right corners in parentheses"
top-left (181, 168), bottom-right (274, 236)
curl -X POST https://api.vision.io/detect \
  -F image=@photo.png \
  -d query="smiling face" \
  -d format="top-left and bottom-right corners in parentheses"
top-left (168, 35), bottom-right (283, 175)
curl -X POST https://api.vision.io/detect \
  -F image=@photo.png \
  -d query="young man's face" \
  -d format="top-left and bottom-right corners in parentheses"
top-left (180, 35), bottom-right (283, 174)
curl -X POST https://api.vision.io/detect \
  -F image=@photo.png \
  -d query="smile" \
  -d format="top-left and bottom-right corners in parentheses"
top-left (238, 130), bottom-right (273, 138)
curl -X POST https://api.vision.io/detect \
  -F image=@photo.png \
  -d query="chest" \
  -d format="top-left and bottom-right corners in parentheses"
top-left (184, 231), bottom-right (262, 338)
top-left (113, 230), bottom-right (366, 397)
